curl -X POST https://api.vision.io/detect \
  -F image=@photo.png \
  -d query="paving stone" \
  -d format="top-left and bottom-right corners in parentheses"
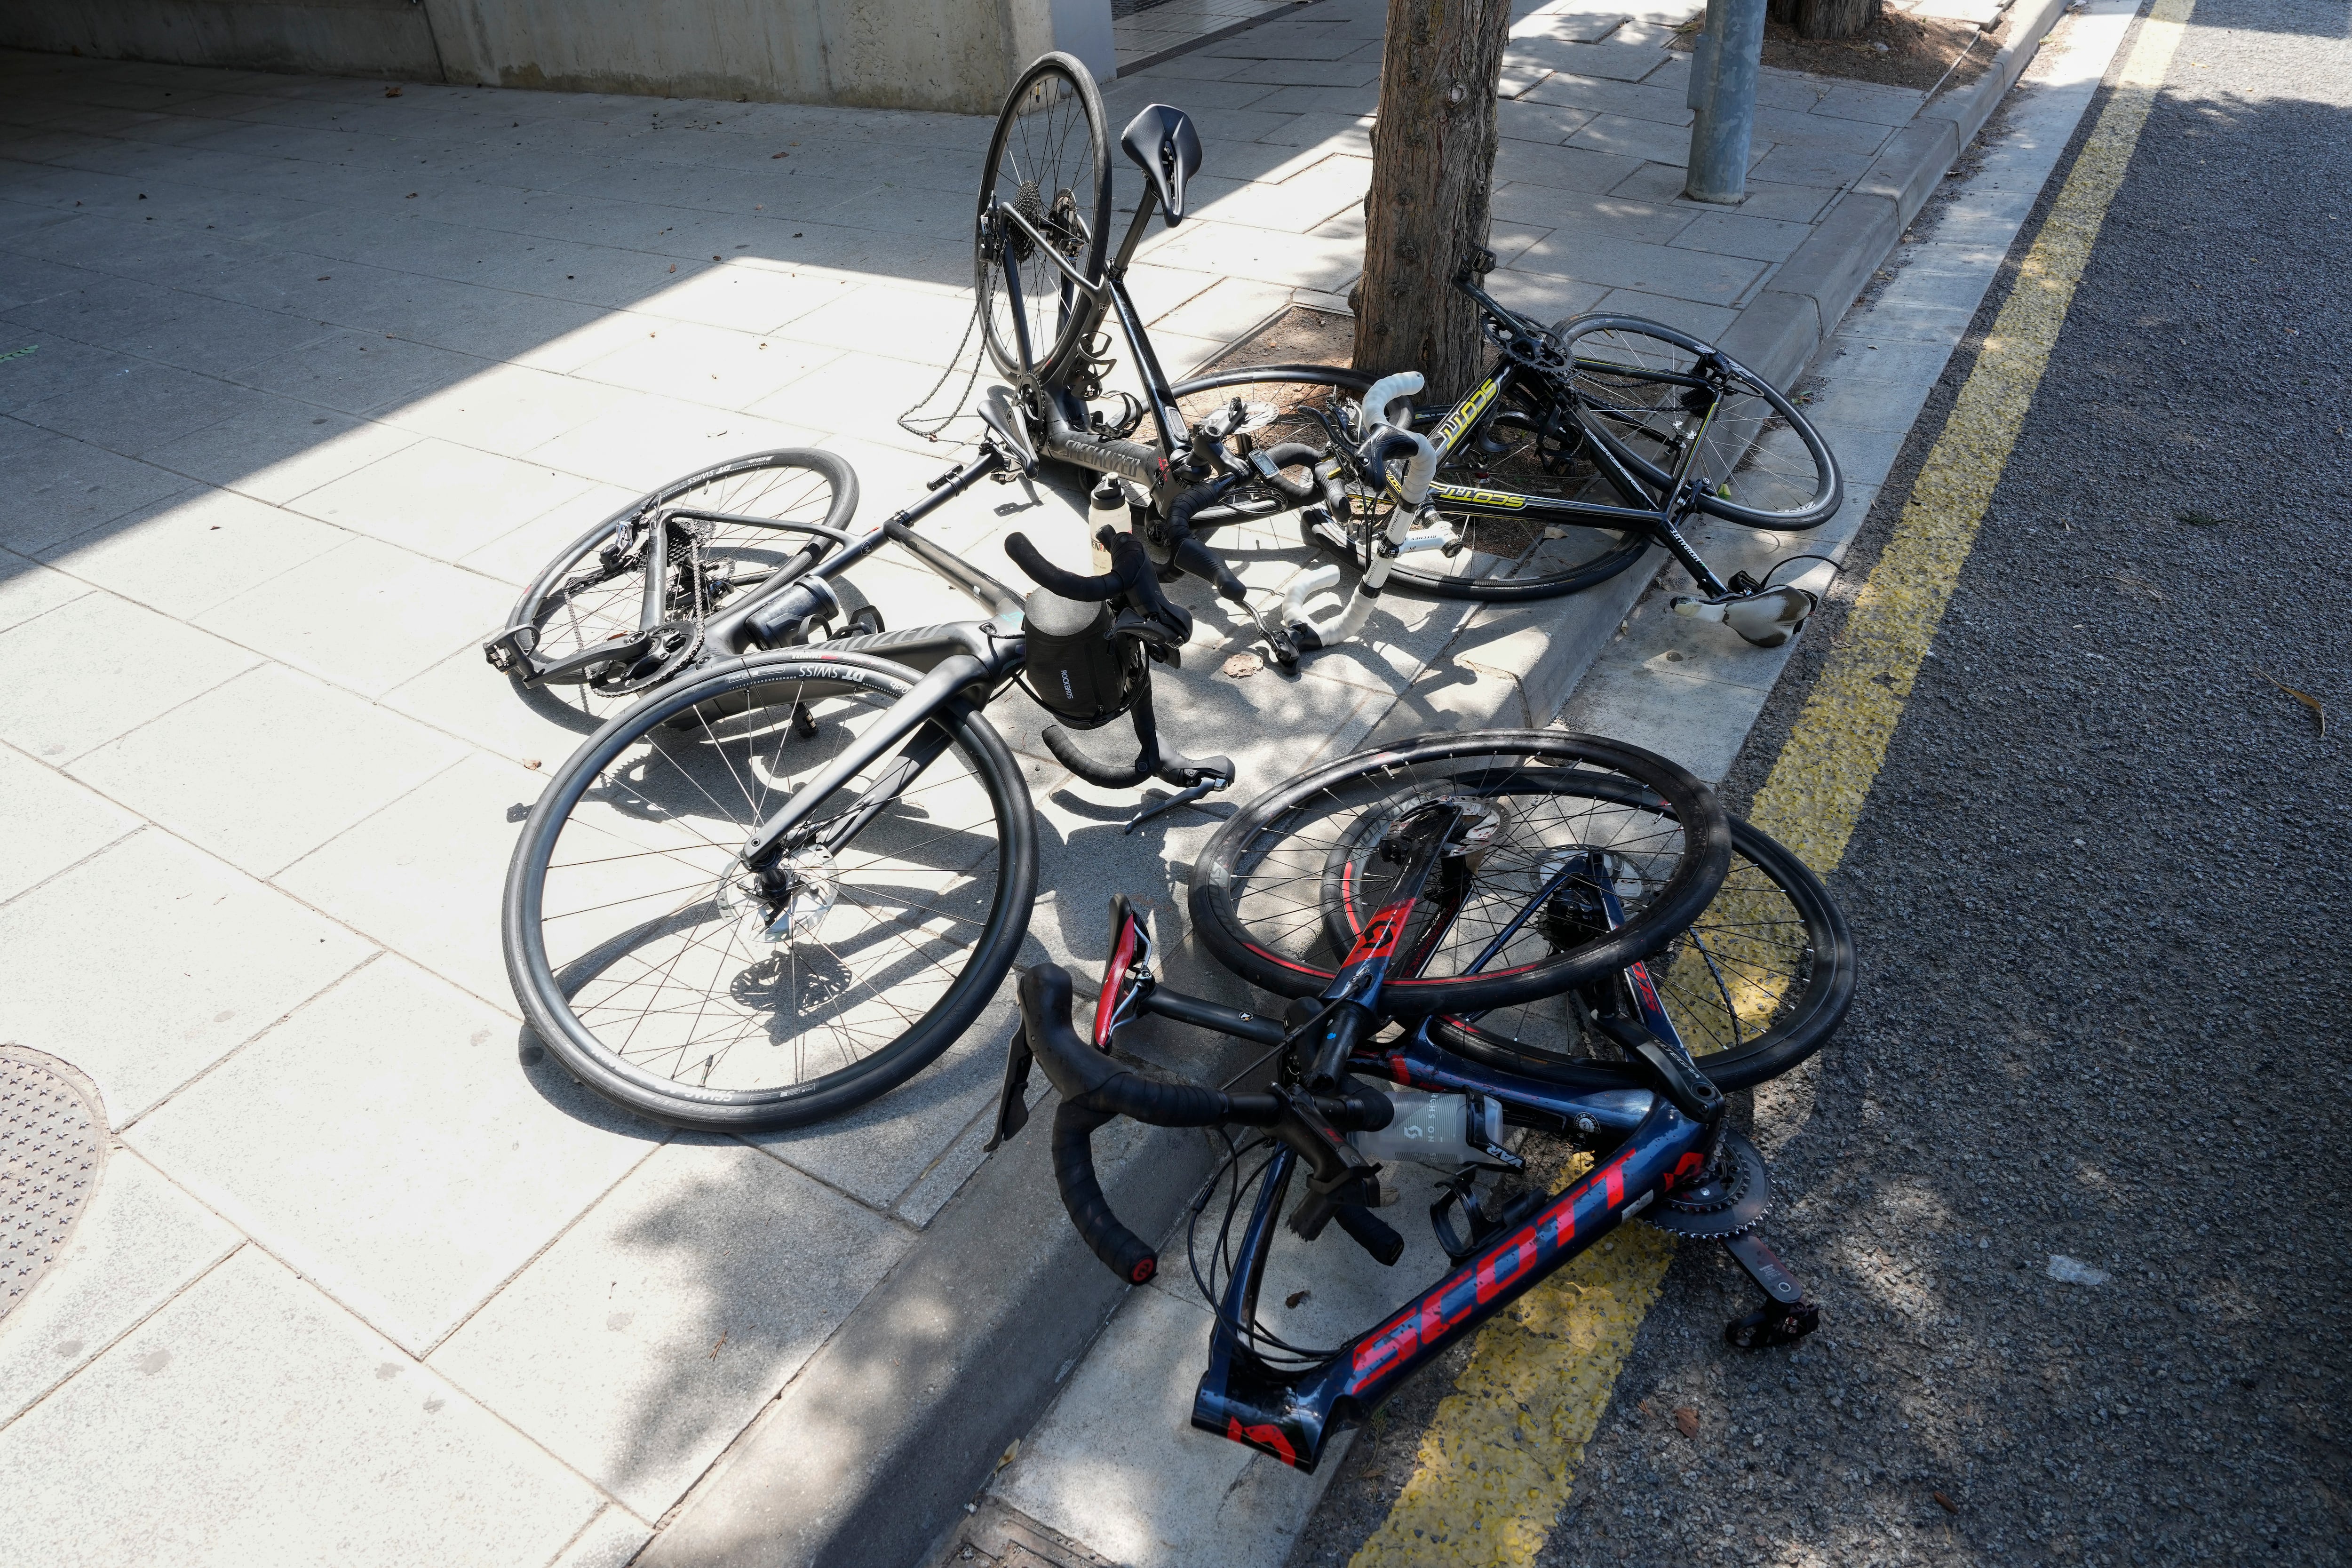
top-left (275, 749), bottom-right (542, 1008)
top-left (0, 425), bottom-right (194, 556)
top-left (66, 662), bottom-right (467, 876)
top-left (1671, 207), bottom-right (1820, 263)
top-left (428, 1137), bottom-right (910, 1518)
top-left (0, 1246), bottom-right (606, 1568)
top-left (138, 401), bottom-right (423, 505)
top-left (551, 1507), bottom-right (658, 1568)
top-left (129, 956), bottom-right (660, 1353)
top-left (14, 353), bottom-right (278, 456)
top-left (1510, 229), bottom-right (1766, 304)
top-left (0, 555), bottom-right (95, 633)
top-left (1496, 138), bottom-right (1648, 197)
top-left (0, 829), bottom-right (372, 1121)
top-left (284, 437), bottom-right (600, 564)
top-left (36, 483), bottom-right (350, 618)
top-left (0, 588), bottom-right (258, 762)
top-left (0, 1149), bottom-right (241, 1422)
top-left (191, 534), bottom-right (513, 699)
top-left (231, 329), bottom-right (481, 417)
top-left (1747, 142), bottom-right (1880, 188)
top-left (991, 1286), bottom-right (1339, 1568)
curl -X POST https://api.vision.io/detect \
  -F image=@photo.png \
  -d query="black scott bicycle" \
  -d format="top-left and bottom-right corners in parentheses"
top-left (994, 730), bottom-right (1852, 1469)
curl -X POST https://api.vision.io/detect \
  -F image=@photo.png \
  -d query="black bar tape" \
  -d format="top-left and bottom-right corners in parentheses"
top-left (1051, 1100), bottom-right (1159, 1283)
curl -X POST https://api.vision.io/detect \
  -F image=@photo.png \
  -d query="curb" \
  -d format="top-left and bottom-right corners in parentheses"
top-left (1728, 0), bottom-right (2073, 390)
top-left (632, 16), bottom-right (2075, 1563)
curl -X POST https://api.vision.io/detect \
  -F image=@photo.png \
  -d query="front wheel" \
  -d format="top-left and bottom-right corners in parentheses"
top-left (504, 653), bottom-right (1036, 1130)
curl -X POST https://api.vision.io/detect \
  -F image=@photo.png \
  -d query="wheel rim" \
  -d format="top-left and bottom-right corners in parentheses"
top-left (977, 57), bottom-right (1108, 381)
top-left (515, 665), bottom-right (1019, 1107)
top-left (1558, 319), bottom-right (1835, 524)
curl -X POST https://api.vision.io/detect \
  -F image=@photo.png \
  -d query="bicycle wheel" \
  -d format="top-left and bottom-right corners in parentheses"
top-left (977, 53), bottom-right (1111, 384)
top-left (1552, 315), bottom-right (1841, 530)
top-left (1190, 731), bottom-right (1730, 1015)
top-left (501, 449), bottom-right (859, 692)
top-left (1432, 794), bottom-right (1852, 1092)
top-left (1168, 366), bottom-right (1651, 603)
top-left (504, 652), bottom-right (1036, 1131)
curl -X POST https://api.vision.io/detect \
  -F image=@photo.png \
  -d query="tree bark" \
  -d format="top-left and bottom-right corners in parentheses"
top-left (1351, 0), bottom-right (1513, 400)
top-left (1796, 0), bottom-right (1879, 39)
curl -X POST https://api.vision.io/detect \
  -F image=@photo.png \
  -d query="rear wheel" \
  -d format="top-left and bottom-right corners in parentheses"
top-left (1190, 731), bottom-right (1731, 1016)
top-left (977, 53), bottom-right (1112, 385)
top-left (1432, 797), bottom-right (1852, 1091)
top-left (499, 449), bottom-right (859, 708)
top-left (504, 653), bottom-right (1035, 1130)
top-left (1551, 315), bottom-right (1841, 530)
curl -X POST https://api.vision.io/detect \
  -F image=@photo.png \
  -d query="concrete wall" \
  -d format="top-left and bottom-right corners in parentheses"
top-left (0, 0), bottom-right (1116, 113)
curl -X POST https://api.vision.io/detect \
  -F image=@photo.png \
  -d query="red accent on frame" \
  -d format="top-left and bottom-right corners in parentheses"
top-left (1343, 900), bottom-right (1414, 966)
top-left (1091, 912), bottom-right (1143, 1050)
top-left (1226, 1416), bottom-right (1299, 1466)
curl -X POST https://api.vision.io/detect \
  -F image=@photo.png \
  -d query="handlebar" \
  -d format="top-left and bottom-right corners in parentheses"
top-left (1017, 964), bottom-right (1391, 1283)
top-left (1003, 526), bottom-right (1194, 644)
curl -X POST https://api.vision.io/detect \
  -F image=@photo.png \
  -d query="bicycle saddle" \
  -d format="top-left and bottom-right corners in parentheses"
top-left (1121, 104), bottom-right (1202, 226)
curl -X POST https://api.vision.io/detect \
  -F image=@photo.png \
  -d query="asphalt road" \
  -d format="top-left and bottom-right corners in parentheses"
top-left (1294, 0), bottom-right (2351, 1561)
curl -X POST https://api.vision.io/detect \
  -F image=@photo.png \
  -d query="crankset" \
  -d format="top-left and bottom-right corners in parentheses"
top-left (1639, 1131), bottom-right (1821, 1350)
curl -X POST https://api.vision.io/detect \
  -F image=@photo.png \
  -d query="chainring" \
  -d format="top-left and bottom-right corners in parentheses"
top-left (588, 617), bottom-right (704, 696)
top-left (1640, 1130), bottom-right (1769, 1241)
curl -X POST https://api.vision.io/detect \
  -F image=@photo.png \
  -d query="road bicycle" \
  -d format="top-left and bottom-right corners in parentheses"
top-left (1180, 262), bottom-right (1848, 647)
top-left (499, 446), bottom-right (1250, 1129)
top-left (494, 360), bottom-right (1462, 1129)
top-left (993, 731), bottom-right (1850, 1468)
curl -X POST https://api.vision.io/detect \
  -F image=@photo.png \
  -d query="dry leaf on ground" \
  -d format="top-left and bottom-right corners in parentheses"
top-left (2256, 669), bottom-right (2327, 736)
top-left (1673, 1407), bottom-right (1700, 1438)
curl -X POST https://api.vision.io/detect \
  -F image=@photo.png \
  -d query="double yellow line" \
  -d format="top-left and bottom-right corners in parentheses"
top-left (1348, 4), bottom-right (2197, 1561)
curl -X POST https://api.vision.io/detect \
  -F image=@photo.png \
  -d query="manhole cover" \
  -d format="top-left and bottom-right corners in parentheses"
top-left (2, 1046), bottom-right (109, 1323)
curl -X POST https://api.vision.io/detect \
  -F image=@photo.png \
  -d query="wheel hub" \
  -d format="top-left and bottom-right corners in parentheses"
top-left (721, 847), bottom-right (838, 947)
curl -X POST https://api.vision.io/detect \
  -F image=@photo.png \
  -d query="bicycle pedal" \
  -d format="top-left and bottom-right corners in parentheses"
top-left (1725, 1299), bottom-right (1820, 1350)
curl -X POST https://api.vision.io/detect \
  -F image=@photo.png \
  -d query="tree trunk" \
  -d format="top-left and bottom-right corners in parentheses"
top-left (1352, 0), bottom-right (1512, 401)
top-left (1766, 0), bottom-right (1800, 24)
top-left (1796, 0), bottom-right (1879, 39)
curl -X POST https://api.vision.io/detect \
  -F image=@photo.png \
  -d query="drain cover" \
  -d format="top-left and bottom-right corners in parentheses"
top-left (2, 1046), bottom-right (109, 1323)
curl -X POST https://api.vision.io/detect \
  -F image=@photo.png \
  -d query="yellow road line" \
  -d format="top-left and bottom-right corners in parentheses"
top-left (1348, 7), bottom-right (2195, 1562)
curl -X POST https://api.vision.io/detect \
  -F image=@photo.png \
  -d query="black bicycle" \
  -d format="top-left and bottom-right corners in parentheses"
top-left (499, 452), bottom-right (1241, 1130)
top-left (995, 730), bottom-right (1851, 1469)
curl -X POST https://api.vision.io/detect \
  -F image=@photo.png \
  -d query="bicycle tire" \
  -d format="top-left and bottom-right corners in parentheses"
top-left (1552, 314), bottom-right (1842, 531)
top-left (504, 651), bottom-right (1036, 1131)
top-left (977, 53), bottom-right (1112, 385)
top-left (1168, 366), bottom-right (1651, 603)
top-left (1430, 789), bottom-right (1852, 1092)
top-left (1190, 731), bottom-right (1731, 1015)
top-left (501, 449), bottom-right (859, 691)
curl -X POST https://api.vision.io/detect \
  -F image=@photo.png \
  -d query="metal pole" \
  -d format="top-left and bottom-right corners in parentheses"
top-left (1684, 0), bottom-right (1767, 204)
